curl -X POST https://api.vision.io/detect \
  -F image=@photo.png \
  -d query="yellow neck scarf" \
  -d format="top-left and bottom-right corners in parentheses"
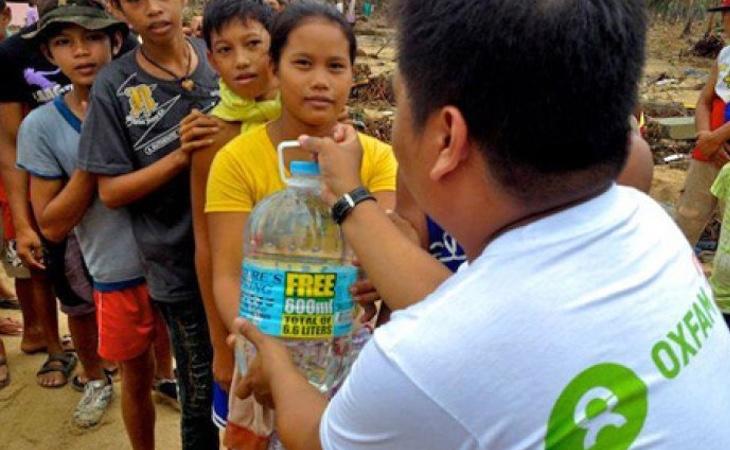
top-left (211, 80), bottom-right (281, 132)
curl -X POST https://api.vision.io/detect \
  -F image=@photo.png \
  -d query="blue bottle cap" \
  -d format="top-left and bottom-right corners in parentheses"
top-left (290, 161), bottom-right (321, 176)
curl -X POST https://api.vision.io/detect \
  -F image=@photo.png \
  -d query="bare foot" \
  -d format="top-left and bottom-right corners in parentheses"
top-left (0, 317), bottom-right (22, 336)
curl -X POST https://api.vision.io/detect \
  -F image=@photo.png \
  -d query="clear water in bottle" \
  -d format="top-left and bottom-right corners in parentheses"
top-left (237, 145), bottom-right (358, 396)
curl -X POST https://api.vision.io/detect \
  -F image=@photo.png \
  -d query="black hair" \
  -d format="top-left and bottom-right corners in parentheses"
top-left (0, 0), bottom-right (7, 11)
top-left (270, 1), bottom-right (357, 66)
top-left (202, 0), bottom-right (275, 50)
top-left (394, 0), bottom-right (647, 203)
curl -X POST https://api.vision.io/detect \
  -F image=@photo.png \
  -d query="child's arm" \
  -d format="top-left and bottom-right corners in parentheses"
top-left (208, 211), bottom-right (249, 332)
top-left (696, 62), bottom-right (718, 135)
top-left (0, 102), bottom-right (45, 269)
top-left (97, 112), bottom-right (220, 208)
top-left (29, 171), bottom-right (95, 243)
top-left (98, 148), bottom-right (191, 208)
top-left (189, 113), bottom-right (240, 391)
top-left (695, 62), bottom-right (729, 158)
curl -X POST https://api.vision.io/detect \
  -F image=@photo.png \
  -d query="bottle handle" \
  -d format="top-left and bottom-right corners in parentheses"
top-left (277, 140), bottom-right (302, 185)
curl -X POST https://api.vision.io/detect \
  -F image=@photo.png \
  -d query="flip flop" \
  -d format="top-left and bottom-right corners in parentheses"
top-left (36, 352), bottom-right (77, 389)
top-left (153, 378), bottom-right (180, 411)
top-left (0, 298), bottom-right (20, 310)
top-left (0, 317), bottom-right (22, 336)
top-left (0, 356), bottom-right (9, 389)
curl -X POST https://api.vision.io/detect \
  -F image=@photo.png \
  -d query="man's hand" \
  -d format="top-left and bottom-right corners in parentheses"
top-left (15, 227), bottom-right (45, 270)
top-left (232, 318), bottom-right (298, 408)
top-left (696, 130), bottom-right (723, 158)
top-left (179, 109), bottom-right (219, 155)
top-left (299, 125), bottom-right (363, 206)
top-left (212, 346), bottom-right (234, 392)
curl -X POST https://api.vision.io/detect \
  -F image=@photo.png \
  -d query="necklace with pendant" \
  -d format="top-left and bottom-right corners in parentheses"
top-left (139, 39), bottom-right (195, 92)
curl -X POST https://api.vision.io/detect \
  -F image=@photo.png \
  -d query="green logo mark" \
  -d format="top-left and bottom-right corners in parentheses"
top-left (546, 363), bottom-right (648, 450)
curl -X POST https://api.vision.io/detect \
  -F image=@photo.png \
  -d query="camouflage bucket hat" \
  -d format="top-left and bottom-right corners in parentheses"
top-left (22, 0), bottom-right (127, 41)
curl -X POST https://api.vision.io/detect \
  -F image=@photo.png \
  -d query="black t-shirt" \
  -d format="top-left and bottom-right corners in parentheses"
top-left (77, 38), bottom-right (219, 303)
top-left (0, 26), bottom-right (138, 107)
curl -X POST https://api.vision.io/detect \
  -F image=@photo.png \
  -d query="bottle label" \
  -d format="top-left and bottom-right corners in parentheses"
top-left (240, 261), bottom-right (358, 339)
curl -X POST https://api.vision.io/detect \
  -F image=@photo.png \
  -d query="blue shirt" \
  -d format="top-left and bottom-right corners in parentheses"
top-left (16, 96), bottom-right (145, 290)
top-left (427, 217), bottom-right (466, 273)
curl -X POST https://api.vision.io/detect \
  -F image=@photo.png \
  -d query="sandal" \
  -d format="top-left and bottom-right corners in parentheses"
top-left (0, 317), bottom-right (22, 336)
top-left (0, 298), bottom-right (20, 310)
top-left (36, 352), bottom-right (77, 389)
top-left (0, 356), bottom-right (9, 389)
top-left (153, 378), bottom-right (180, 411)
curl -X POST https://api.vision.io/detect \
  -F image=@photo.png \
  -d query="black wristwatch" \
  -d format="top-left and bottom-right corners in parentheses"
top-left (332, 187), bottom-right (376, 225)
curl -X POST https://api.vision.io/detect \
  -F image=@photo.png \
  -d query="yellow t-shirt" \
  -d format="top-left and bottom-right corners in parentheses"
top-left (205, 125), bottom-right (397, 213)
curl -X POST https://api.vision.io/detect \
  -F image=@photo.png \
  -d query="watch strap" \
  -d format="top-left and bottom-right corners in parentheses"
top-left (332, 187), bottom-right (375, 225)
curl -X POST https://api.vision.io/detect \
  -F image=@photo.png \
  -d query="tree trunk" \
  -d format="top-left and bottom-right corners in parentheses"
top-left (681, 0), bottom-right (696, 37)
top-left (707, 11), bottom-right (717, 35)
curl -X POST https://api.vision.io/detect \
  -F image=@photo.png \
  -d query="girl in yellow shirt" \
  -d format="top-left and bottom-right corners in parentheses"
top-left (204, 3), bottom-right (397, 447)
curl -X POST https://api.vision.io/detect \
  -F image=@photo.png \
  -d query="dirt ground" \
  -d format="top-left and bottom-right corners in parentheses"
top-left (0, 304), bottom-right (183, 450)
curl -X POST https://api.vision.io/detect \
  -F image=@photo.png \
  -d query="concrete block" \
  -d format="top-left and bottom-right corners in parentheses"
top-left (655, 117), bottom-right (696, 140)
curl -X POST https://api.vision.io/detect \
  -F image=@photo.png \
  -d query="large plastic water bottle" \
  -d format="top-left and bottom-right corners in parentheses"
top-left (236, 141), bottom-right (358, 394)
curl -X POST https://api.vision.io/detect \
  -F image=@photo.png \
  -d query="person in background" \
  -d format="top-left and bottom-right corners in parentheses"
top-left (0, 0), bottom-right (82, 390)
top-left (17, 2), bottom-right (121, 424)
top-left (676, 0), bottom-right (730, 246)
top-left (25, 0), bottom-right (38, 26)
top-left (76, 0), bottom-right (220, 445)
top-left (180, 0), bottom-right (278, 437)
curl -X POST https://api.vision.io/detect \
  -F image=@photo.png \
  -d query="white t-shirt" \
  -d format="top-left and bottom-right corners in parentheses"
top-left (320, 186), bottom-right (730, 450)
top-left (716, 46), bottom-right (730, 103)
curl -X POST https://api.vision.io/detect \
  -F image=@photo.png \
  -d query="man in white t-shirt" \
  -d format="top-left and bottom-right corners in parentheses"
top-left (230, 1), bottom-right (730, 449)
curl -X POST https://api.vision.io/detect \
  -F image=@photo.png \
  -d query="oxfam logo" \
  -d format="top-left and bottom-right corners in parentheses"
top-left (545, 363), bottom-right (648, 450)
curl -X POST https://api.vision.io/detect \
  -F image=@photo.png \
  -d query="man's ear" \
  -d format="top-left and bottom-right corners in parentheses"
top-left (429, 106), bottom-right (470, 182)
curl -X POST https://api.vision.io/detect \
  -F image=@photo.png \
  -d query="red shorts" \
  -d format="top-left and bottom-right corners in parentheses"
top-left (94, 282), bottom-right (162, 362)
top-left (692, 96), bottom-right (726, 162)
